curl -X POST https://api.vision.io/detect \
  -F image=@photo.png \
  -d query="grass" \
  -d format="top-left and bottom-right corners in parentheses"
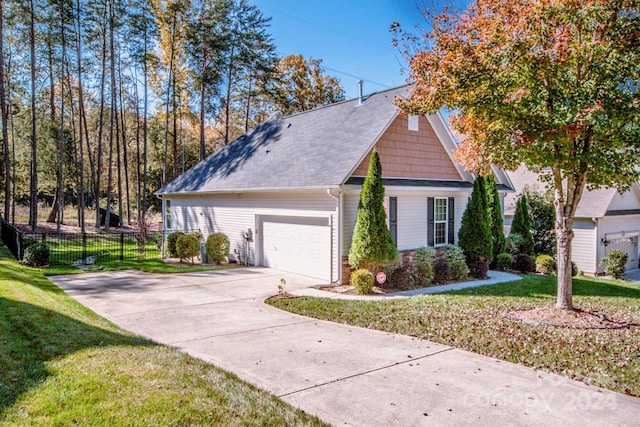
top-left (268, 274), bottom-right (640, 397)
top-left (42, 259), bottom-right (230, 276)
top-left (0, 245), bottom-right (327, 426)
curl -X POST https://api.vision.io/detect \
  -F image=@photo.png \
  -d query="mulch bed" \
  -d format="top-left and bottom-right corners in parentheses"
top-left (504, 306), bottom-right (637, 330)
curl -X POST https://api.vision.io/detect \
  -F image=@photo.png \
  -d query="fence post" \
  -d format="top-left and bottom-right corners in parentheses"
top-left (82, 233), bottom-right (87, 264)
top-left (120, 233), bottom-right (124, 261)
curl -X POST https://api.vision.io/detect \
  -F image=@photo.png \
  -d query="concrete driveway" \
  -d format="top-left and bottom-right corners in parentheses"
top-left (50, 268), bottom-right (640, 427)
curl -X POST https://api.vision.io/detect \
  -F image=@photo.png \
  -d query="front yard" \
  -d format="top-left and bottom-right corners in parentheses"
top-left (268, 274), bottom-right (640, 397)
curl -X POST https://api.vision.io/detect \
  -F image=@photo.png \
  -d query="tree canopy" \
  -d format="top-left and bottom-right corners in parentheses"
top-left (395, 0), bottom-right (640, 309)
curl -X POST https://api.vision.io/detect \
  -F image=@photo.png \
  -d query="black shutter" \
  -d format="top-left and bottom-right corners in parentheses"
top-left (389, 197), bottom-right (397, 245)
top-left (427, 197), bottom-right (434, 246)
top-left (448, 197), bottom-right (455, 244)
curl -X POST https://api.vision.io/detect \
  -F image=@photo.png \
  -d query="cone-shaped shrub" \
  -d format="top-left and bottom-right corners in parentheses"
top-left (485, 175), bottom-right (506, 264)
top-left (511, 194), bottom-right (534, 255)
top-left (348, 149), bottom-right (397, 270)
top-left (458, 176), bottom-right (493, 264)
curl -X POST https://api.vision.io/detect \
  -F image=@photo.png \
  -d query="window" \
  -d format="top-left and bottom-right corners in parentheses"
top-left (434, 198), bottom-right (448, 246)
top-left (428, 197), bottom-right (454, 246)
top-left (164, 199), bottom-right (171, 229)
top-left (389, 197), bottom-right (397, 245)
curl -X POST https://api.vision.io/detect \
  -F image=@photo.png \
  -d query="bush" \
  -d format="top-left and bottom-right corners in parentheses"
top-left (505, 233), bottom-right (525, 256)
top-left (206, 233), bottom-right (230, 264)
top-left (167, 231), bottom-right (185, 257)
top-left (176, 233), bottom-right (200, 263)
top-left (384, 263), bottom-right (412, 289)
top-left (351, 268), bottom-right (374, 294)
top-left (496, 253), bottom-right (513, 271)
top-left (469, 259), bottom-right (489, 279)
top-left (513, 253), bottom-right (535, 273)
top-left (510, 194), bottom-right (534, 255)
top-left (412, 246), bottom-right (435, 287)
top-left (348, 149), bottom-right (397, 270)
top-left (526, 189), bottom-right (556, 257)
top-left (438, 245), bottom-right (468, 281)
top-left (433, 259), bottom-right (450, 284)
top-left (22, 243), bottom-right (50, 267)
top-left (21, 237), bottom-right (38, 251)
top-left (535, 254), bottom-right (556, 275)
top-left (600, 250), bottom-right (628, 279)
top-left (415, 246), bottom-right (436, 265)
top-left (572, 261), bottom-right (579, 277)
top-left (458, 176), bottom-right (493, 264)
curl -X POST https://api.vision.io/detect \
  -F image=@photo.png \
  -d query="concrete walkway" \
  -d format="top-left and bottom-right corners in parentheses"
top-left (50, 268), bottom-right (640, 427)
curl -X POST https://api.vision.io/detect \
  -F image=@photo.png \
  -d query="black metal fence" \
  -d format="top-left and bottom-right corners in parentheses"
top-left (0, 218), bottom-right (162, 265)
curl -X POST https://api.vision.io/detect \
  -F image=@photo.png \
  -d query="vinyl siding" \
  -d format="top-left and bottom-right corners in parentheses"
top-left (166, 191), bottom-right (338, 279)
top-left (572, 220), bottom-right (598, 275)
top-left (342, 191), bottom-right (469, 253)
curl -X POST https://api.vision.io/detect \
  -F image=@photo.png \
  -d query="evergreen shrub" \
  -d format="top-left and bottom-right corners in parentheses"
top-left (206, 233), bottom-right (230, 264)
top-left (351, 268), bottom-right (374, 294)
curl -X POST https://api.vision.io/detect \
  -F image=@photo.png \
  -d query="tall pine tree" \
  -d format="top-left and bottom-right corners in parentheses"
top-left (348, 149), bottom-right (396, 271)
top-left (458, 176), bottom-right (493, 264)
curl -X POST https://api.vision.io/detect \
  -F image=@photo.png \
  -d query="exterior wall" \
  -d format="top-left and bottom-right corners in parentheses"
top-left (607, 190), bottom-right (640, 211)
top-left (165, 190), bottom-right (338, 280)
top-left (351, 115), bottom-right (463, 181)
top-left (571, 220), bottom-right (598, 275)
top-left (342, 189), bottom-right (470, 255)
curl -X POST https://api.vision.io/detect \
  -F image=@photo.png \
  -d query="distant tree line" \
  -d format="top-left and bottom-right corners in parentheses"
top-left (0, 0), bottom-right (344, 231)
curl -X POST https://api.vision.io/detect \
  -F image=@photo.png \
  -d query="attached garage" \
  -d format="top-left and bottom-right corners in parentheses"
top-left (604, 233), bottom-right (639, 271)
top-left (260, 216), bottom-right (332, 282)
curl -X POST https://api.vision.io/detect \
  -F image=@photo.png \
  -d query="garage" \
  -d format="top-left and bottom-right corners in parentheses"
top-left (605, 234), bottom-right (638, 271)
top-left (260, 216), bottom-right (332, 282)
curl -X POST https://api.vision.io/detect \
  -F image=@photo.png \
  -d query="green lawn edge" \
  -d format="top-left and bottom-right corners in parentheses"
top-left (268, 274), bottom-right (640, 397)
top-left (0, 245), bottom-right (327, 426)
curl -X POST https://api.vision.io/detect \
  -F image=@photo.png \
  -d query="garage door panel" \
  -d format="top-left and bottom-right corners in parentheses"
top-left (262, 216), bottom-right (331, 281)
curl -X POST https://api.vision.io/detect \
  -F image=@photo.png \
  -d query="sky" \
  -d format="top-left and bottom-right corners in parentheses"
top-left (250, 1), bottom-right (468, 99)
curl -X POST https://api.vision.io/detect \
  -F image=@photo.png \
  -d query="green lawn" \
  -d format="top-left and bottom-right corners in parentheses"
top-left (43, 259), bottom-right (230, 276)
top-left (0, 246), bottom-right (327, 426)
top-left (268, 274), bottom-right (640, 397)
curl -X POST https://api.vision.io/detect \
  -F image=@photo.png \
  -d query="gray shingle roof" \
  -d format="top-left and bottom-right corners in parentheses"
top-left (158, 86), bottom-right (413, 195)
top-left (504, 165), bottom-right (617, 218)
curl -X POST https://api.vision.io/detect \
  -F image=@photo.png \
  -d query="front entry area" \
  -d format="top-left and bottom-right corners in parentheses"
top-left (260, 216), bottom-right (331, 282)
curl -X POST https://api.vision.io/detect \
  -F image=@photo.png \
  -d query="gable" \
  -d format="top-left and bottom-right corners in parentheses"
top-left (351, 114), bottom-right (463, 181)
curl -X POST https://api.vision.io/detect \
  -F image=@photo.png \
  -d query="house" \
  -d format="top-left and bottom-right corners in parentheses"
top-left (504, 165), bottom-right (640, 275)
top-left (157, 85), bottom-right (513, 283)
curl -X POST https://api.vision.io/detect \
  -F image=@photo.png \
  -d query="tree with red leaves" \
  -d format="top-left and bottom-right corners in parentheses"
top-left (394, 0), bottom-right (640, 309)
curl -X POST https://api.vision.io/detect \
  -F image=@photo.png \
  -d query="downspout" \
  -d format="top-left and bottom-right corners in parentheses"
top-left (327, 188), bottom-right (342, 283)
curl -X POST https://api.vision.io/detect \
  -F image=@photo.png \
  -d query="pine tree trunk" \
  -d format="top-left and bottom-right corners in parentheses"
top-left (0, 0), bottom-right (10, 221)
top-left (95, 9), bottom-right (108, 228)
top-left (29, 0), bottom-right (38, 231)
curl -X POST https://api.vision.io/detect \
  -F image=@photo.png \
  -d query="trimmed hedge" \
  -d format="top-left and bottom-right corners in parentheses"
top-left (600, 250), bottom-right (628, 279)
top-left (535, 254), bottom-right (556, 275)
top-left (167, 231), bottom-right (185, 258)
top-left (176, 233), bottom-right (200, 263)
top-left (351, 268), bottom-right (374, 294)
top-left (206, 233), bottom-right (230, 264)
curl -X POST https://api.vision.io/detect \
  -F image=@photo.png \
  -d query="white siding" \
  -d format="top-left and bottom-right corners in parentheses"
top-left (342, 190), bottom-right (470, 253)
top-left (572, 220), bottom-right (598, 275)
top-left (166, 191), bottom-right (338, 278)
top-left (397, 196), bottom-right (428, 250)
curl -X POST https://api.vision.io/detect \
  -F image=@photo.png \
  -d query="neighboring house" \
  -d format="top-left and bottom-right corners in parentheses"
top-left (504, 165), bottom-right (640, 275)
top-left (157, 85), bottom-right (513, 283)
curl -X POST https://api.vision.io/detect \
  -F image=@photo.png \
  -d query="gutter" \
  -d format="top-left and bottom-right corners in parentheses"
top-left (327, 188), bottom-right (343, 284)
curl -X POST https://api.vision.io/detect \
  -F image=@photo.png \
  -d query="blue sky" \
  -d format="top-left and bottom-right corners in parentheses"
top-left (250, 1), bottom-right (468, 99)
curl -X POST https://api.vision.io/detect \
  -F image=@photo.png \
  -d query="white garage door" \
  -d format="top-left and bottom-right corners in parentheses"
top-left (261, 216), bottom-right (331, 281)
top-left (606, 236), bottom-right (638, 271)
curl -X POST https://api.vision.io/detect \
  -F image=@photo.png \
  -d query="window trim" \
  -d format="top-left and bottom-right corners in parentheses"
top-left (433, 197), bottom-right (448, 247)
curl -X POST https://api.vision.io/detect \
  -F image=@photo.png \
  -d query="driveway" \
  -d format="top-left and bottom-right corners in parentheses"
top-left (50, 268), bottom-right (640, 427)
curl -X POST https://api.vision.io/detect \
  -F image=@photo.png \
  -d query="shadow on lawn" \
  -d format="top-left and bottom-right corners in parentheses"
top-left (0, 297), bottom-right (151, 413)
